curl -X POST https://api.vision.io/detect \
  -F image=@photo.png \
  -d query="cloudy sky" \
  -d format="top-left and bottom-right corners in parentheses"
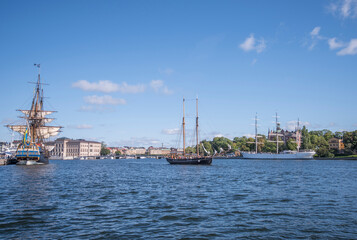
top-left (0, 0), bottom-right (356, 147)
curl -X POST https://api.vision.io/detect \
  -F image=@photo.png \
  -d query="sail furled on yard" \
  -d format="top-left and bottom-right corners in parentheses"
top-left (7, 125), bottom-right (28, 134)
top-left (19, 110), bottom-right (56, 119)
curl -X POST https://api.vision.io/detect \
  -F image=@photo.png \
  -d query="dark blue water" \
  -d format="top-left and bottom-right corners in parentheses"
top-left (0, 159), bottom-right (356, 239)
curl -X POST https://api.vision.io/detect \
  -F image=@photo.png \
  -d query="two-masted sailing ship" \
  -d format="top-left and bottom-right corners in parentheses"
top-left (166, 98), bottom-right (212, 165)
top-left (241, 113), bottom-right (315, 159)
top-left (6, 64), bottom-right (62, 165)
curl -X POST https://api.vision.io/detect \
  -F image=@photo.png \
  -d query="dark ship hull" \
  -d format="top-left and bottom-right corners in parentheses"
top-left (166, 157), bottom-right (212, 165)
top-left (16, 152), bottom-right (49, 165)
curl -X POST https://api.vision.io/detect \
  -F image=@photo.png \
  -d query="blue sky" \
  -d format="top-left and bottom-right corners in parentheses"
top-left (0, 0), bottom-right (356, 147)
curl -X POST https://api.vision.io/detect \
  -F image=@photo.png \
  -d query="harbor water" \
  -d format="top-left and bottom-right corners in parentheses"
top-left (0, 159), bottom-right (356, 239)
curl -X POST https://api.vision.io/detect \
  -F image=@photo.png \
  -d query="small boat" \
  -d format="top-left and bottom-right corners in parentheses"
top-left (166, 97), bottom-right (213, 165)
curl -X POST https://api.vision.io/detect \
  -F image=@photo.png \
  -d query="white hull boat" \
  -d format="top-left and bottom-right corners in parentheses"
top-left (242, 150), bottom-right (315, 160)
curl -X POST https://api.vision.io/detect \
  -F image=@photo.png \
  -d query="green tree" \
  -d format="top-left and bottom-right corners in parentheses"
top-left (100, 148), bottom-right (110, 156)
top-left (286, 138), bottom-right (298, 151)
top-left (301, 126), bottom-right (312, 149)
top-left (233, 136), bottom-right (249, 151)
top-left (100, 142), bottom-right (110, 156)
top-left (211, 137), bottom-right (233, 153)
top-left (316, 147), bottom-right (334, 157)
top-left (323, 129), bottom-right (333, 141)
top-left (201, 140), bottom-right (213, 156)
top-left (262, 141), bottom-right (276, 153)
top-left (334, 131), bottom-right (343, 139)
top-left (115, 150), bottom-right (121, 156)
top-left (246, 137), bottom-right (255, 152)
top-left (343, 130), bottom-right (357, 154)
top-left (185, 146), bottom-right (195, 154)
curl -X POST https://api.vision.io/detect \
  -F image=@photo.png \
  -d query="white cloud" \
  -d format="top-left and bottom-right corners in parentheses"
top-left (328, 37), bottom-right (345, 49)
top-left (329, 0), bottom-right (357, 18)
top-left (285, 120), bottom-right (311, 131)
top-left (110, 137), bottom-right (161, 147)
top-left (68, 124), bottom-right (93, 129)
top-left (72, 80), bottom-right (145, 94)
top-left (78, 105), bottom-right (115, 113)
top-left (162, 86), bottom-right (173, 95)
top-left (150, 80), bottom-right (164, 91)
top-left (118, 82), bottom-right (146, 93)
top-left (72, 80), bottom-right (118, 93)
top-left (240, 35), bottom-right (255, 51)
top-left (308, 26), bottom-right (324, 50)
top-left (162, 128), bottom-right (180, 135)
top-left (243, 133), bottom-right (255, 138)
top-left (310, 27), bottom-right (321, 37)
top-left (337, 38), bottom-right (357, 55)
top-left (329, 122), bottom-right (337, 127)
top-left (239, 34), bottom-right (266, 53)
top-left (150, 80), bottom-right (173, 95)
top-left (76, 124), bottom-right (93, 129)
top-left (159, 68), bottom-right (174, 75)
top-left (251, 58), bottom-right (258, 65)
top-left (84, 95), bottom-right (126, 105)
top-left (340, 0), bottom-right (357, 18)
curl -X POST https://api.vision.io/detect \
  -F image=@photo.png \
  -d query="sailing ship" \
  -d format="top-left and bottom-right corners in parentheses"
top-left (6, 64), bottom-right (62, 165)
top-left (166, 97), bottom-right (212, 165)
top-left (241, 113), bottom-right (315, 160)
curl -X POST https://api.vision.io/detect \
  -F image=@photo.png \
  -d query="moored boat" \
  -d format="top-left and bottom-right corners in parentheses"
top-left (6, 64), bottom-right (62, 165)
top-left (166, 97), bottom-right (213, 165)
top-left (241, 150), bottom-right (315, 160)
top-left (241, 113), bottom-right (315, 160)
top-left (166, 156), bottom-right (212, 165)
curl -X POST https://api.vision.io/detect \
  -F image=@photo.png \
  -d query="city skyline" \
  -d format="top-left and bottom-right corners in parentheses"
top-left (0, 0), bottom-right (356, 147)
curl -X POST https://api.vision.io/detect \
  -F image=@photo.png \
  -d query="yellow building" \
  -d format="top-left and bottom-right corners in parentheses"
top-left (328, 138), bottom-right (344, 151)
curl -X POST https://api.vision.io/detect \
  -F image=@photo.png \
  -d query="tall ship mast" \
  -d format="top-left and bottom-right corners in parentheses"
top-left (166, 97), bottom-right (212, 165)
top-left (247, 113), bottom-right (263, 153)
top-left (296, 118), bottom-right (301, 152)
top-left (6, 64), bottom-right (62, 165)
top-left (273, 112), bottom-right (284, 154)
top-left (241, 113), bottom-right (315, 160)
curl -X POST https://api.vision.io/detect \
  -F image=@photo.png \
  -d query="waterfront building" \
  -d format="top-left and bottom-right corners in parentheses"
top-left (170, 148), bottom-right (184, 155)
top-left (107, 147), bottom-right (120, 155)
top-left (147, 146), bottom-right (171, 155)
top-left (48, 138), bottom-right (101, 159)
top-left (328, 138), bottom-right (344, 152)
top-left (268, 129), bottom-right (299, 144)
top-left (125, 147), bottom-right (146, 155)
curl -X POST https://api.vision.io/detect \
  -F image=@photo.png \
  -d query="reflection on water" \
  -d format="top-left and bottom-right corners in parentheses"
top-left (0, 159), bottom-right (356, 239)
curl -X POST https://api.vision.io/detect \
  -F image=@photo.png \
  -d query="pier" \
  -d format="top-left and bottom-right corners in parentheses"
top-left (0, 158), bottom-right (17, 165)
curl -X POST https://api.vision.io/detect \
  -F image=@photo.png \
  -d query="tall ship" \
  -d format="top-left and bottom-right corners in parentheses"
top-left (166, 97), bottom-right (212, 165)
top-left (6, 64), bottom-right (62, 165)
top-left (241, 113), bottom-right (315, 160)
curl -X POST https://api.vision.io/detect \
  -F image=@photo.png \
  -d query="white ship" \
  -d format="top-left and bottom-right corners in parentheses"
top-left (241, 113), bottom-right (315, 160)
top-left (242, 150), bottom-right (316, 159)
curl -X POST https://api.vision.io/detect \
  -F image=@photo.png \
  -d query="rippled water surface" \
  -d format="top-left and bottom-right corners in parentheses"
top-left (0, 159), bottom-right (356, 239)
